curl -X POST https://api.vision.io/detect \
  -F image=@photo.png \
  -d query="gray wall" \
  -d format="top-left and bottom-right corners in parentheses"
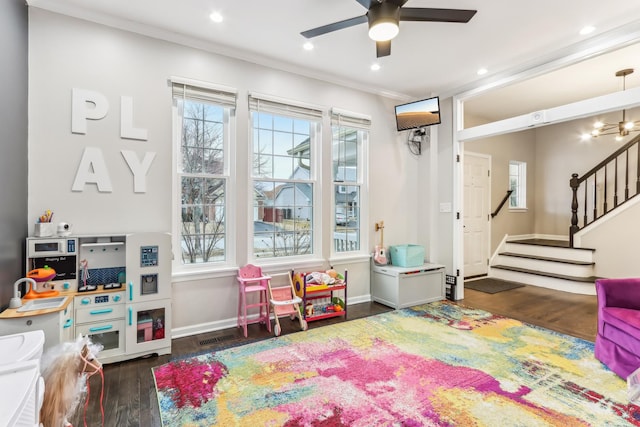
top-left (0, 0), bottom-right (28, 309)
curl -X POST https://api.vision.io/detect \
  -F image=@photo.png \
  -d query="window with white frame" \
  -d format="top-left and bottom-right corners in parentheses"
top-left (172, 78), bottom-right (236, 265)
top-left (249, 95), bottom-right (322, 259)
top-left (331, 109), bottom-right (369, 253)
top-left (509, 160), bottom-right (527, 209)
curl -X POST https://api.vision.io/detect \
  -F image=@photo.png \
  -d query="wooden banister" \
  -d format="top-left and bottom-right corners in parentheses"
top-left (491, 190), bottom-right (513, 218)
top-left (569, 132), bottom-right (640, 247)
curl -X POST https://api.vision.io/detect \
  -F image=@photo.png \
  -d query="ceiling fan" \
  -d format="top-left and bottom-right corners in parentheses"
top-left (300, 0), bottom-right (477, 58)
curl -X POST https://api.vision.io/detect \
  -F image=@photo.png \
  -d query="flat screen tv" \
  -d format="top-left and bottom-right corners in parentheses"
top-left (394, 96), bottom-right (441, 131)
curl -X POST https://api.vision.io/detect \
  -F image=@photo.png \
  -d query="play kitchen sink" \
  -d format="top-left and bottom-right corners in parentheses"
top-left (16, 296), bottom-right (68, 313)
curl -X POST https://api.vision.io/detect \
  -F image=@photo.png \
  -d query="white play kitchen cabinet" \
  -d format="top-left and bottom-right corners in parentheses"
top-left (0, 232), bottom-right (171, 364)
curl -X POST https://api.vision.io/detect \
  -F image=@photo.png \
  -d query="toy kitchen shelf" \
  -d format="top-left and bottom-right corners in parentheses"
top-left (292, 270), bottom-right (347, 322)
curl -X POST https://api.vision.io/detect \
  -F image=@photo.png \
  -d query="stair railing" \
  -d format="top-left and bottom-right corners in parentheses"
top-left (491, 190), bottom-right (513, 218)
top-left (569, 132), bottom-right (640, 247)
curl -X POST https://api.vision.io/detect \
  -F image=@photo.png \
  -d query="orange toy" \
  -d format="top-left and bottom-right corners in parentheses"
top-left (24, 266), bottom-right (60, 299)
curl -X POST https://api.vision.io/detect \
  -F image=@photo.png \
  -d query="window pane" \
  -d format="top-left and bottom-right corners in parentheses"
top-left (273, 131), bottom-right (293, 155)
top-left (252, 178), bottom-right (314, 258)
top-left (509, 160), bottom-right (526, 209)
top-left (293, 119), bottom-right (310, 135)
top-left (255, 129), bottom-right (273, 155)
top-left (332, 125), bottom-right (363, 253)
top-left (274, 116), bottom-right (293, 132)
top-left (257, 112), bottom-right (272, 130)
top-left (180, 177), bottom-right (226, 263)
top-left (177, 94), bottom-right (229, 265)
top-left (273, 156), bottom-right (295, 179)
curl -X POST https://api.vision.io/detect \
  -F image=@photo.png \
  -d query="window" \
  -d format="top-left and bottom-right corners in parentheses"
top-left (509, 160), bottom-right (527, 209)
top-left (249, 95), bottom-right (322, 259)
top-left (172, 78), bottom-right (236, 265)
top-left (331, 109), bottom-right (369, 253)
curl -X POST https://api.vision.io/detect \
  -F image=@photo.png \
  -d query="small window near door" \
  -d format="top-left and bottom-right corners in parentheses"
top-left (509, 160), bottom-right (527, 209)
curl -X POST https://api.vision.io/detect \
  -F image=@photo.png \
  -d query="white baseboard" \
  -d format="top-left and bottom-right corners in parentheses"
top-left (171, 294), bottom-right (373, 339)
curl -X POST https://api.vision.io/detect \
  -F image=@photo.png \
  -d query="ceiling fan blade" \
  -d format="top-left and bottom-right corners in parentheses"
top-left (399, 8), bottom-right (477, 23)
top-left (301, 15), bottom-right (368, 38)
top-left (376, 40), bottom-right (391, 58)
top-left (354, 0), bottom-right (374, 9)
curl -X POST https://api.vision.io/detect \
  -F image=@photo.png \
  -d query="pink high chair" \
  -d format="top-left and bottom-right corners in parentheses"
top-left (236, 264), bottom-right (272, 337)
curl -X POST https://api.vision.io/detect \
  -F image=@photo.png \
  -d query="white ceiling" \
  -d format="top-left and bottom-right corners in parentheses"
top-left (28, 0), bottom-right (640, 120)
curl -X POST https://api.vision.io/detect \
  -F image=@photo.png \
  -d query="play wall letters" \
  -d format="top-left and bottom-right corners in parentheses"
top-left (71, 88), bottom-right (156, 193)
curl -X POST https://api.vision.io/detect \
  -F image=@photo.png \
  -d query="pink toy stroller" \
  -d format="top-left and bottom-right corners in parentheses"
top-left (268, 274), bottom-right (308, 336)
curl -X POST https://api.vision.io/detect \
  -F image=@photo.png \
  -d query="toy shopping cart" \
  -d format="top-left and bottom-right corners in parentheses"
top-left (268, 274), bottom-right (308, 336)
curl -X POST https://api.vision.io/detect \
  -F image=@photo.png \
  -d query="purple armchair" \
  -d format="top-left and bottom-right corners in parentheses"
top-left (595, 278), bottom-right (640, 379)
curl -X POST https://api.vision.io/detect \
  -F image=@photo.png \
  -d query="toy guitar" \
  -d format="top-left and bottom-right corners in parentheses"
top-left (374, 221), bottom-right (387, 265)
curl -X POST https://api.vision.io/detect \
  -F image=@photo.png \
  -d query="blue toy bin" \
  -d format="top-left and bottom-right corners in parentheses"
top-left (389, 244), bottom-right (425, 267)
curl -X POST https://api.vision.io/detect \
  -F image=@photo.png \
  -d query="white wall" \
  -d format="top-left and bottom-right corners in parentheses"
top-left (576, 198), bottom-right (640, 278)
top-left (28, 9), bottom-right (432, 333)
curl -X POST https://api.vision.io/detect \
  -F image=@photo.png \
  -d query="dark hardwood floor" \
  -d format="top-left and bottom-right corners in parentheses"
top-left (69, 284), bottom-right (597, 427)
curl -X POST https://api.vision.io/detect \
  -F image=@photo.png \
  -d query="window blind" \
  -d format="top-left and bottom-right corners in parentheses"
top-left (248, 93), bottom-right (323, 120)
top-left (170, 76), bottom-right (237, 108)
top-left (331, 107), bottom-right (371, 129)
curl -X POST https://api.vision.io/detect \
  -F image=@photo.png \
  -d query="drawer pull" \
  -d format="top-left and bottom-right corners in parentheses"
top-left (63, 318), bottom-right (73, 329)
top-left (128, 307), bottom-right (133, 326)
top-left (89, 325), bottom-right (113, 332)
top-left (129, 281), bottom-right (134, 301)
top-left (90, 308), bottom-right (113, 315)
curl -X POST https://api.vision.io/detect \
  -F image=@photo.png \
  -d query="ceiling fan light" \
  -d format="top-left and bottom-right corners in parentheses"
top-left (591, 129), bottom-right (600, 137)
top-left (593, 121), bottom-right (604, 129)
top-left (615, 134), bottom-right (624, 141)
top-left (624, 121), bottom-right (635, 130)
top-left (367, 3), bottom-right (400, 42)
top-left (368, 21), bottom-right (399, 41)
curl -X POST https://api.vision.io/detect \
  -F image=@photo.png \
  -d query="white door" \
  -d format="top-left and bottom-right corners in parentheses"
top-left (463, 152), bottom-right (491, 278)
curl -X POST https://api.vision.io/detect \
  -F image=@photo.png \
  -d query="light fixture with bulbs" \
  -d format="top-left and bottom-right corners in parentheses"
top-left (367, 2), bottom-right (400, 42)
top-left (588, 68), bottom-right (639, 141)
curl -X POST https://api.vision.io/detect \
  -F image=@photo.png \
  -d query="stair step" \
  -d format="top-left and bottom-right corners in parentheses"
top-left (491, 264), bottom-right (599, 283)
top-left (498, 252), bottom-right (594, 266)
top-left (507, 238), bottom-right (594, 251)
top-left (507, 238), bottom-right (570, 248)
top-left (503, 241), bottom-right (594, 263)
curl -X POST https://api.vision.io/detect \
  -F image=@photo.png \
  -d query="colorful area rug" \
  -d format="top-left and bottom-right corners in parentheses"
top-left (152, 301), bottom-right (639, 426)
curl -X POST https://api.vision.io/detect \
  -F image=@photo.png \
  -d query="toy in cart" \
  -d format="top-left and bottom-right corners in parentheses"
top-left (267, 273), bottom-right (308, 336)
top-left (292, 269), bottom-right (348, 322)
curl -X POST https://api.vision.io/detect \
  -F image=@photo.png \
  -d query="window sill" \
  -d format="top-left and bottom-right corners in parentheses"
top-left (329, 253), bottom-right (372, 264)
top-left (172, 265), bottom-right (238, 283)
top-left (508, 208), bottom-right (528, 213)
top-left (172, 254), bottom-right (372, 283)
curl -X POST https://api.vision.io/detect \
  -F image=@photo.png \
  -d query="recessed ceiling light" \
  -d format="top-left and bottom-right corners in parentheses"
top-left (580, 25), bottom-right (595, 35)
top-left (371, 63), bottom-right (381, 71)
top-left (477, 68), bottom-right (488, 76)
top-left (209, 12), bottom-right (223, 23)
top-left (303, 42), bottom-right (314, 51)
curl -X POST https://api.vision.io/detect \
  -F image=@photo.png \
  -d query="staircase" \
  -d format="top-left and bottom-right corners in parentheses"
top-left (490, 237), bottom-right (598, 295)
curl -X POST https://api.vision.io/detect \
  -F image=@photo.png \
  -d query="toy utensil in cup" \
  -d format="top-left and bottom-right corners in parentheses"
top-left (374, 221), bottom-right (387, 265)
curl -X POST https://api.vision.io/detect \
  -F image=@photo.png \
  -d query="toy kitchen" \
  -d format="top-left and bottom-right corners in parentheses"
top-left (0, 232), bottom-right (172, 364)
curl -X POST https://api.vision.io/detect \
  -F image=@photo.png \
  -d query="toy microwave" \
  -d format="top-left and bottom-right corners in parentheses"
top-left (27, 237), bottom-right (77, 257)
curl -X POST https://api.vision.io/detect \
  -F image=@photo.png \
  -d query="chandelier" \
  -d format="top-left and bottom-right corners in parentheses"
top-left (588, 68), bottom-right (639, 141)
